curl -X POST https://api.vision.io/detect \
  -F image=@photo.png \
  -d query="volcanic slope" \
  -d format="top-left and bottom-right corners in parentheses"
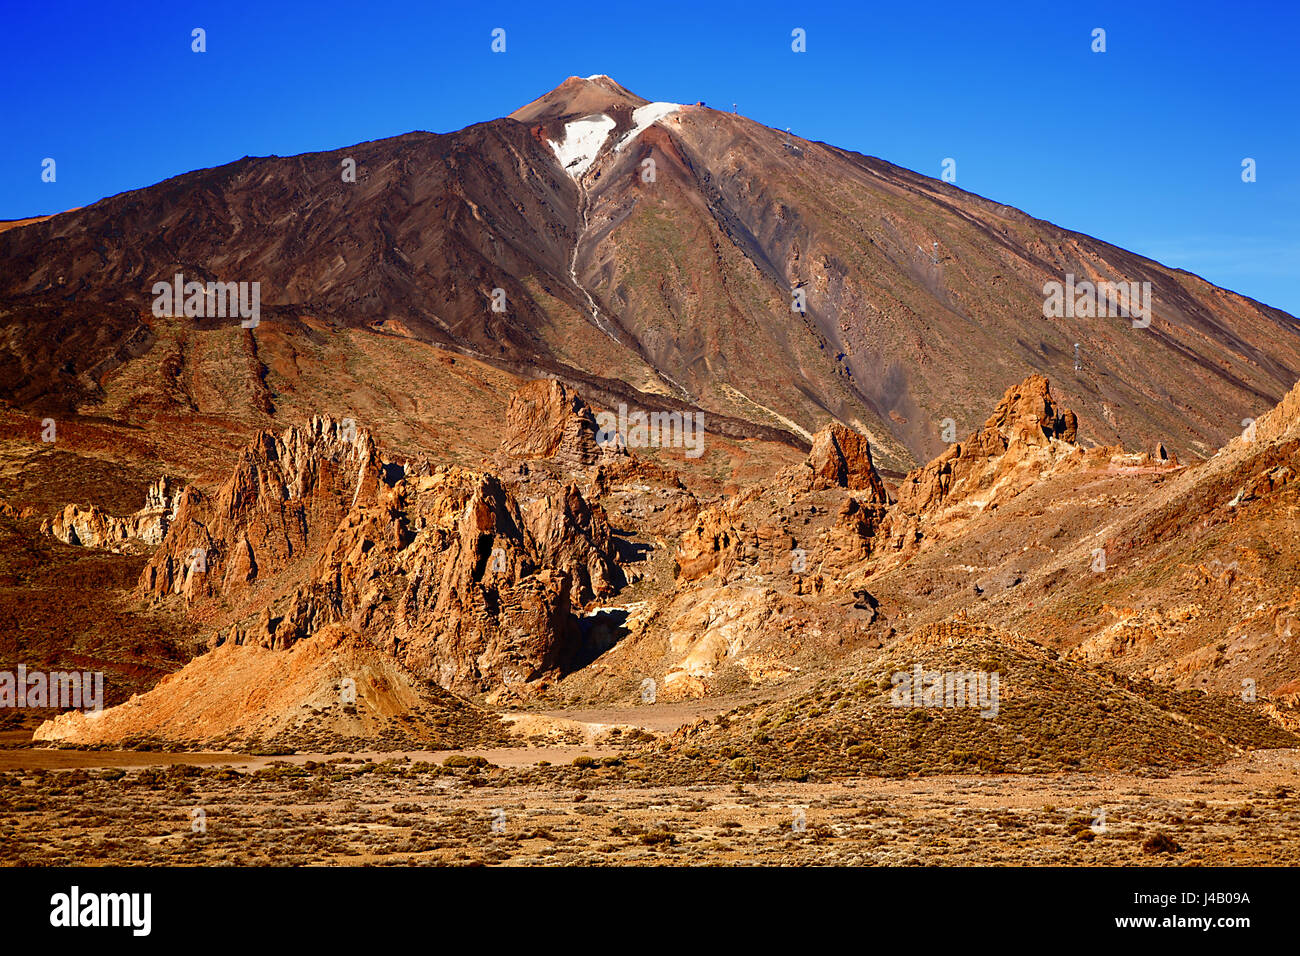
top-left (33, 623), bottom-right (512, 752)
top-left (1, 76), bottom-right (1297, 475)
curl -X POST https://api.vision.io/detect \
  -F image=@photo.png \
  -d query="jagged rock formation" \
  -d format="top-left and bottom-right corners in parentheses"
top-left (500, 378), bottom-right (622, 471)
top-left (884, 375), bottom-right (1085, 554)
top-left (133, 416), bottom-right (621, 694)
top-left (245, 466), bottom-right (619, 693)
top-left (41, 476), bottom-right (181, 554)
top-left (877, 374), bottom-right (1178, 570)
top-left (137, 416), bottom-right (381, 601)
top-left (12, 368), bottom-right (1300, 749)
top-left (822, 495), bottom-right (885, 571)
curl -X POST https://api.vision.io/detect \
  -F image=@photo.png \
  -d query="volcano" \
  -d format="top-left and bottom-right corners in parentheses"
top-left (2, 75), bottom-right (1297, 476)
top-left (3, 73), bottom-right (1300, 746)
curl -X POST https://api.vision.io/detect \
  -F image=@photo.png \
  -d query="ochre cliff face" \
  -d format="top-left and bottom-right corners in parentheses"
top-left (499, 377), bottom-right (624, 471)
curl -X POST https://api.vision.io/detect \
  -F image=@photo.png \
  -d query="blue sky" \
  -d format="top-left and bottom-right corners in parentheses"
top-left (4, 0), bottom-right (1297, 313)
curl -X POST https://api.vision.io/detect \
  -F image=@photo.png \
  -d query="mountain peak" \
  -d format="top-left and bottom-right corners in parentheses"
top-left (509, 74), bottom-right (649, 124)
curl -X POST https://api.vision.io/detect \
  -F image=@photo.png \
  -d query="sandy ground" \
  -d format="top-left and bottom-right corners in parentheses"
top-left (7, 696), bottom-right (1297, 866)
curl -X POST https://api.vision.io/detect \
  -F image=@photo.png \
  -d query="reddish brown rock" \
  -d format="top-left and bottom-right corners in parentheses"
top-left (984, 374), bottom-right (1078, 446)
top-left (806, 422), bottom-right (890, 500)
top-left (500, 378), bottom-right (621, 471)
top-left (884, 375), bottom-right (1082, 554)
top-left (138, 416), bottom-right (381, 602)
top-left (267, 467), bottom-right (615, 693)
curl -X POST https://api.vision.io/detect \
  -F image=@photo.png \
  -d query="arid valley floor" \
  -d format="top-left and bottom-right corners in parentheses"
top-left (3, 732), bottom-right (1299, 866)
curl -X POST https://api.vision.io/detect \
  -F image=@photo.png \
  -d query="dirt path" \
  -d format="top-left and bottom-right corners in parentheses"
top-left (528, 691), bottom-right (772, 733)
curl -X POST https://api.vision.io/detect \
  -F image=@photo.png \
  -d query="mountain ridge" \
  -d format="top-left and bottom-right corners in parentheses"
top-left (2, 76), bottom-right (1297, 475)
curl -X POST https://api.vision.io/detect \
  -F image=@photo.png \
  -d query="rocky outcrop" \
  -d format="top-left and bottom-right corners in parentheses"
top-left (805, 422), bottom-right (890, 500)
top-left (884, 375), bottom-right (1083, 553)
top-left (134, 417), bottom-right (622, 695)
top-left (41, 476), bottom-right (182, 554)
top-left (675, 491), bottom-right (796, 585)
top-left (657, 582), bottom-right (881, 699)
top-left (224, 466), bottom-right (619, 693)
top-left (664, 586), bottom-right (786, 695)
top-left (137, 417), bottom-right (382, 601)
top-left (676, 423), bottom-right (891, 585)
top-left (520, 481), bottom-right (621, 602)
top-left (985, 374), bottom-right (1079, 446)
top-left (676, 503), bottom-right (742, 583)
top-left (500, 378), bottom-right (622, 471)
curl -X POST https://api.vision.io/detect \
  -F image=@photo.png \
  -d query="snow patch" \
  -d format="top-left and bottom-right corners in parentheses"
top-left (548, 113), bottom-right (616, 179)
top-left (615, 102), bottom-right (682, 152)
